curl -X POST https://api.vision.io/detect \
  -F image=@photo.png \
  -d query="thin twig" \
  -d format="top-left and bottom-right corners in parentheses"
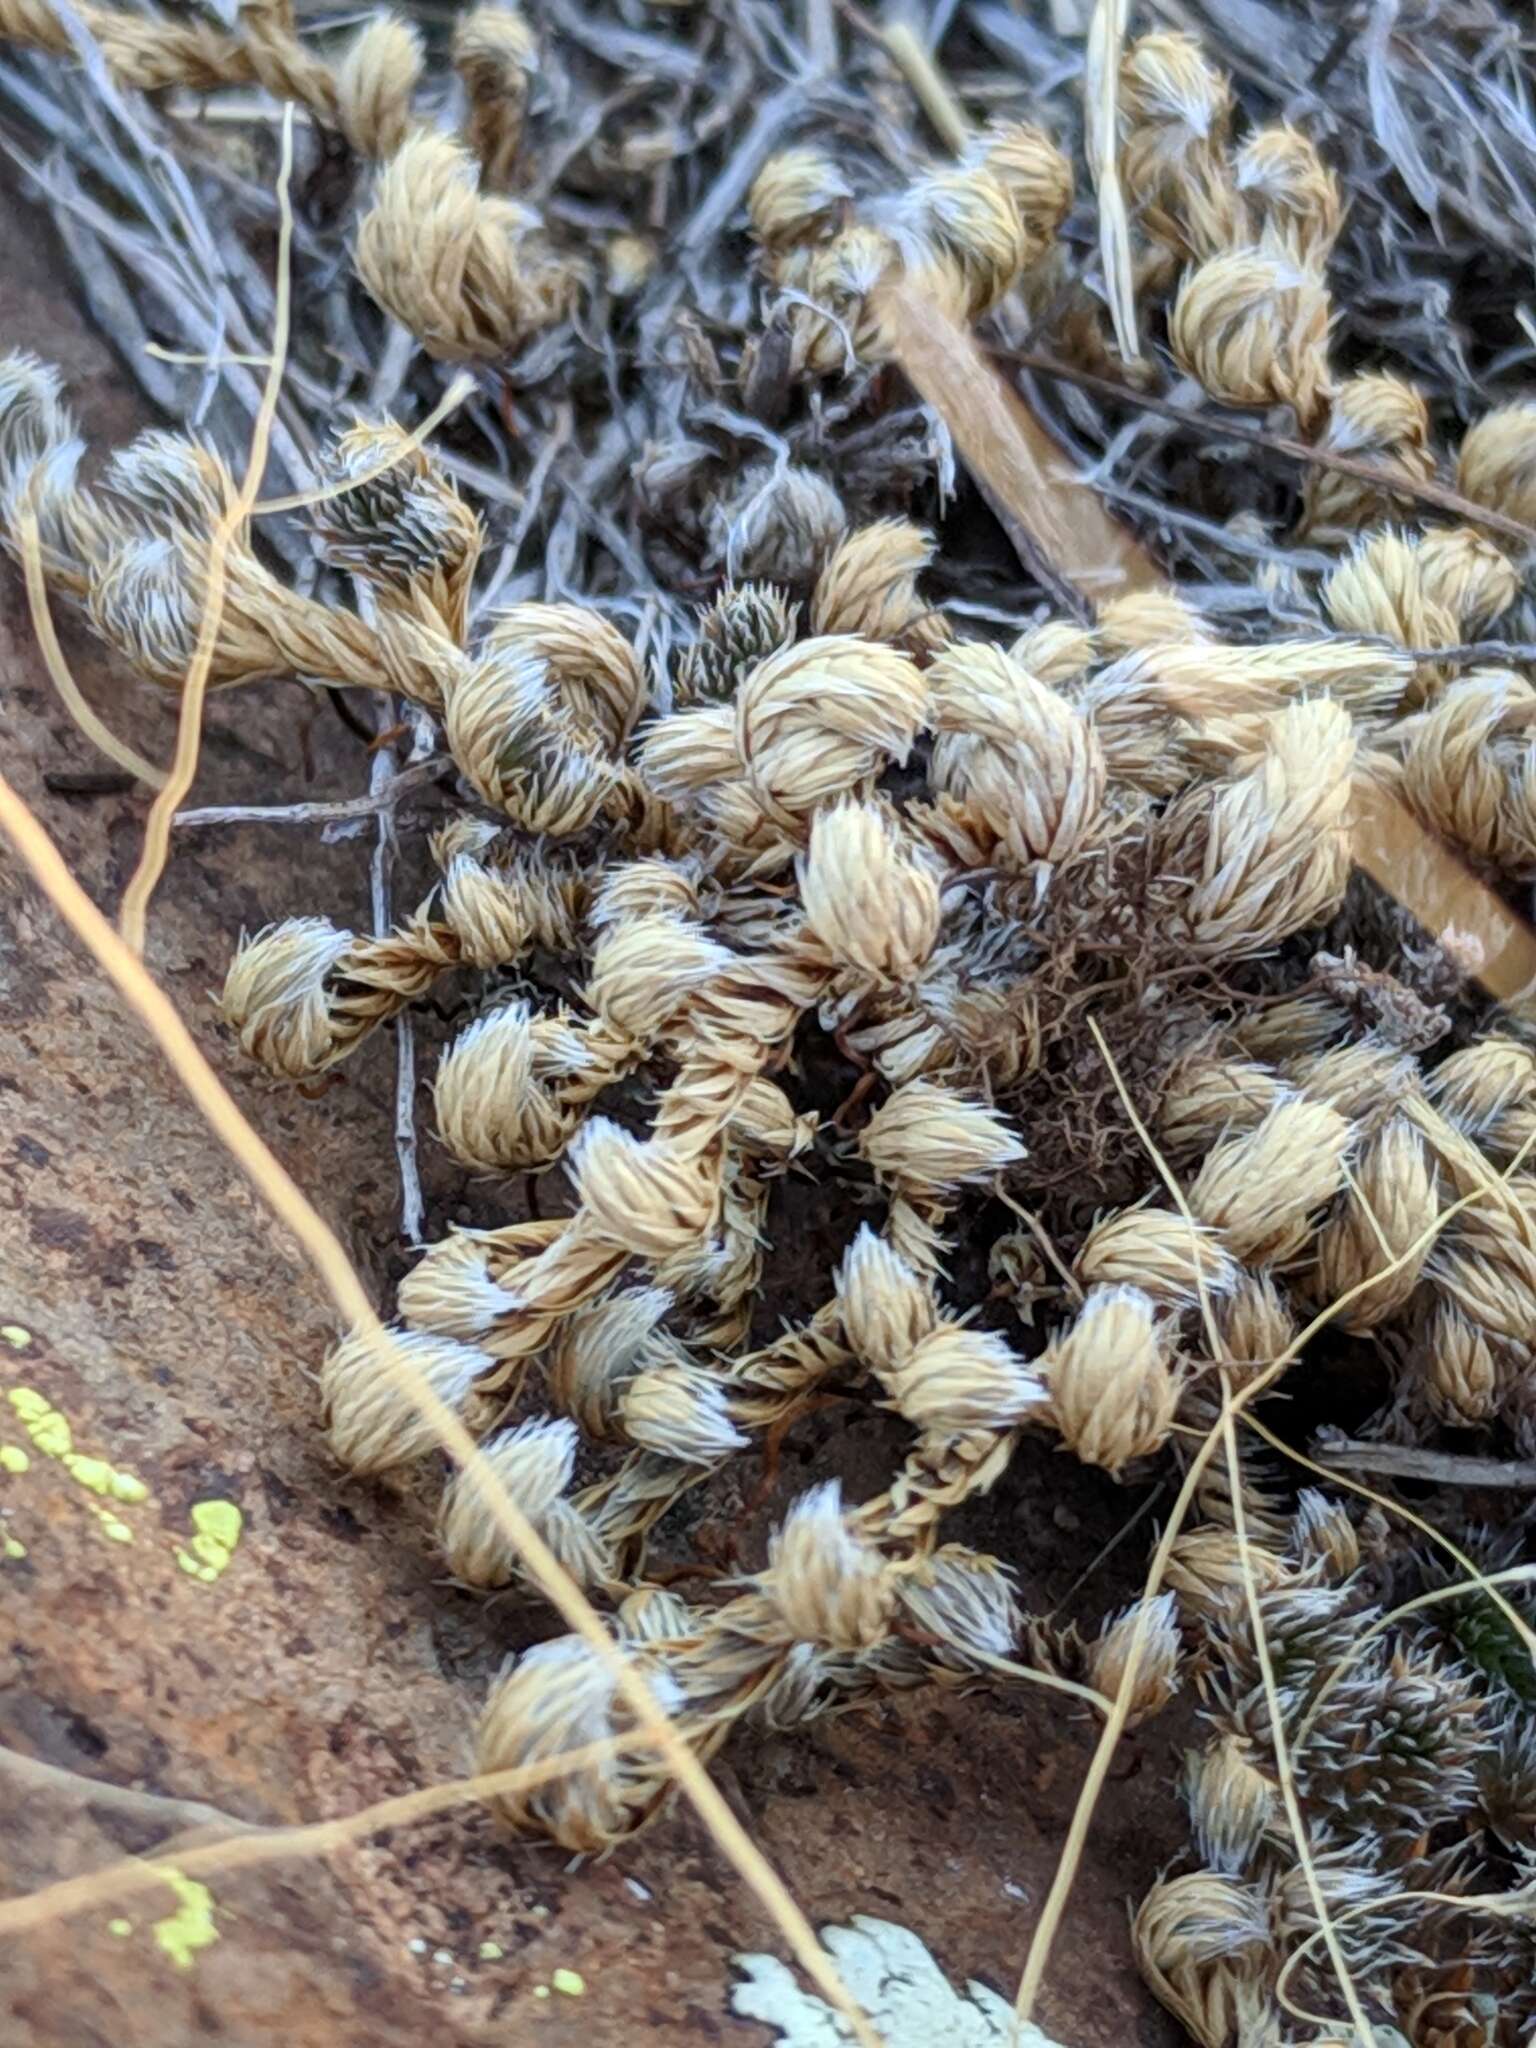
top-left (1, 1747), bottom-right (259, 1840)
top-left (358, 623), bottom-right (425, 1247)
top-left (172, 756), bottom-right (451, 830)
top-left (1010, 348), bottom-right (1536, 553)
top-left (367, 706), bottom-right (397, 940)
top-left (1397, 638), bottom-right (1536, 664)
top-left (0, 1735), bottom-right (650, 1928)
top-left (391, 705), bottom-right (436, 1247)
top-left (394, 1003), bottom-right (423, 1245)
top-left (802, 0), bottom-right (837, 75)
top-left (1310, 1430), bottom-right (1536, 1489)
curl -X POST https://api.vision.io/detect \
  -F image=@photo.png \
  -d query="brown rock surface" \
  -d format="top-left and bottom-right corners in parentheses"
top-left (0, 181), bottom-right (1184, 2047)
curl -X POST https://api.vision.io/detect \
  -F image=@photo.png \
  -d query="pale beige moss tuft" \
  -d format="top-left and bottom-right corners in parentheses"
top-left (1322, 530), bottom-right (1458, 701)
top-left (1166, 1526), bottom-right (1290, 1619)
top-left (619, 1360), bottom-right (748, 1466)
top-left (808, 520), bottom-right (948, 654)
top-left (899, 1544), bottom-right (1021, 1671)
top-left (1133, 1868), bottom-right (1273, 2048)
top-left (568, 1119), bottom-right (721, 1259)
top-left (727, 1078), bottom-right (817, 1162)
top-left (859, 1079), bottom-right (1026, 1194)
top-left (583, 913), bottom-right (730, 1042)
top-left (395, 1226), bottom-right (529, 1339)
top-left (1286, 1037), bottom-right (1421, 1124)
top-left (637, 703), bottom-right (743, 802)
top-left (441, 645), bottom-right (616, 833)
top-left (333, 13), bottom-right (422, 162)
top-left (1212, 1271), bottom-right (1296, 1373)
top-left (927, 640), bottom-right (1106, 866)
top-left (1007, 619), bottom-right (1098, 686)
top-left (1457, 399), bottom-right (1536, 528)
top-left (1169, 246), bottom-right (1331, 431)
top-left (1095, 587), bottom-right (1210, 656)
top-left (76, 430), bottom-right (412, 700)
top-left (452, 3), bottom-right (537, 190)
top-left (0, 0), bottom-right (341, 126)
top-left (1159, 1052), bottom-right (1282, 1157)
top-left (1418, 1302), bottom-right (1500, 1425)
top-left (1118, 33), bottom-right (1232, 147)
top-left (1040, 1284), bottom-right (1180, 1474)
top-left (433, 1002), bottom-right (585, 1172)
top-left (1416, 526), bottom-right (1519, 636)
top-left (748, 148), bottom-right (852, 250)
top-left (1399, 667), bottom-right (1536, 872)
top-left (968, 118), bottom-right (1074, 238)
top-left (590, 857), bottom-right (707, 930)
top-left (1426, 1036), bottom-right (1536, 1136)
top-left (1118, 32), bottom-right (1240, 263)
top-left (355, 132), bottom-right (576, 362)
top-left (1229, 992), bottom-right (1350, 1063)
top-left (836, 1226), bottom-right (936, 1378)
top-left (1230, 124), bottom-right (1341, 263)
top-left (756, 1483), bottom-right (894, 1651)
top-left (1183, 1732), bottom-right (1276, 1875)
top-left (321, 1323), bottom-right (491, 1474)
top-left (1290, 1488), bottom-right (1361, 1579)
top-left (708, 464), bottom-right (849, 587)
top-left (222, 854), bottom-right (580, 1080)
top-left (1188, 1095), bottom-right (1353, 1265)
top-left (220, 916), bottom-right (357, 1079)
top-left (901, 165), bottom-right (1037, 319)
top-left (438, 1416), bottom-right (581, 1588)
top-left (789, 223), bottom-right (901, 376)
top-left (799, 799), bottom-right (941, 983)
top-left (431, 842), bottom-right (539, 972)
top-left (1298, 373), bottom-right (1434, 541)
top-left (475, 1637), bottom-right (681, 1850)
top-left (1158, 700), bottom-right (1355, 955)
top-left (1313, 1116), bottom-right (1440, 1329)
top-left (727, 633), bottom-right (929, 844)
top-left (1089, 1592), bottom-right (1181, 1725)
top-left (1426, 1204), bottom-right (1536, 1346)
top-left (311, 418), bottom-right (482, 641)
top-left (478, 601), bottom-right (648, 752)
top-left (879, 1323), bottom-right (1046, 1435)
top-left (544, 1286), bottom-right (672, 1440)
top-left (1075, 1206), bottom-right (1239, 1310)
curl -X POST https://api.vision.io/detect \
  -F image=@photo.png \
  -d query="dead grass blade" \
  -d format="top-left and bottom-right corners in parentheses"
top-left (117, 104), bottom-right (297, 955)
top-left (0, 1735), bottom-right (638, 1932)
top-left (876, 279), bottom-right (1157, 608)
top-left (1083, 0), bottom-right (1138, 362)
top-left (14, 503), bottom-right (165, 790)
